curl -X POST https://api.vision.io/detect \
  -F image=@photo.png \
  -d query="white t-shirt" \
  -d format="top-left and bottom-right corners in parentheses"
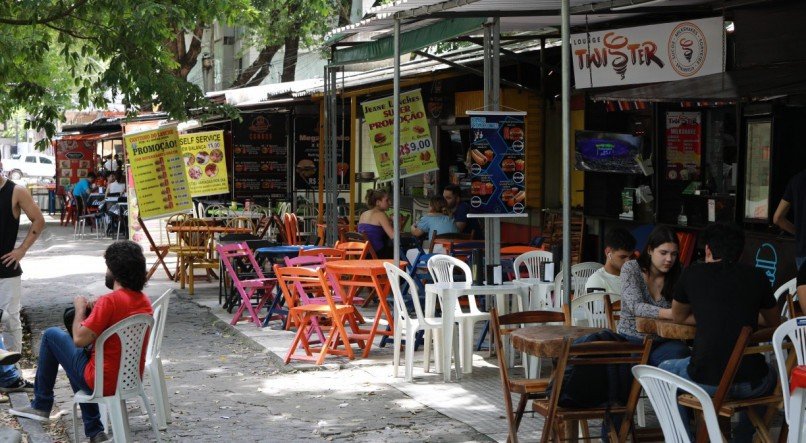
top-left (107, 181), bottom-right (126, 195)
top-left (584, 267), bottom-right (622, 294)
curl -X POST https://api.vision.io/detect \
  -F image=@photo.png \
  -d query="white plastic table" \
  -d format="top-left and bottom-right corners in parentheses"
top-left (514, 277), bottom-right (557, 310)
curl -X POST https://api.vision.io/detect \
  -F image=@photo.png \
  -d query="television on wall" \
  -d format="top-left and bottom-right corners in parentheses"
top-left (575, 130), bottom-right (644, 174)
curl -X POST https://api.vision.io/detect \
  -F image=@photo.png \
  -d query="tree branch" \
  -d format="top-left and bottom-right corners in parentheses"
top-left (231, 44), bottom-right (281, 88)
top-left (0, 0), bottom-right (91, 25)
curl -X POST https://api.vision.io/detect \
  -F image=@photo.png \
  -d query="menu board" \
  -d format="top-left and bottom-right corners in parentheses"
top-left (665, 111), bottom-right (702, 181)
top-left (362, 89), bottom-right (438, 181)
top-left (293, 114), bottom-right (351, 190)
top-left (232, 112), bottom-right (288, 201)
top-left (55, 138), bottom-right (96, 194)
top-left (124, 127), bottom-right (192, 220)
top-left (466, 111), bottom-right (527, 217)
top-left (178, 130), bottom-right (229, 197)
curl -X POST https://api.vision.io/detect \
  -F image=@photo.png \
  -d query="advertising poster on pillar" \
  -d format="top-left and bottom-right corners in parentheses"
top-left (293, 115), bottom-right (351, 190)
top-left (232, 112), bottom-right (288, 202)
top-left (466, 111), bottom-right (527, 217)
top-left (178, 130), bottom-right (229, 197)
top-left (55, 138), bottom-right (96, 194)
top-left (362, 89), bottom-right (437, 181)
top-left (124, 127), bottom-right (193, 220)
top-left (665, 111), bottom-right (702, 181)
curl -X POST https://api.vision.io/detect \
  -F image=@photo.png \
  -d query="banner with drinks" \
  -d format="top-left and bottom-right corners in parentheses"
top-left (665, 111), bottom-right (702, 181)
top-left (124, 127), bottom-right (192, 220)
top-left (178, 130), bottom-right (229, 197)
top-left (466, 111), bottom-right (527, 217)
top-left (362, 89), bottom-right (437, 181)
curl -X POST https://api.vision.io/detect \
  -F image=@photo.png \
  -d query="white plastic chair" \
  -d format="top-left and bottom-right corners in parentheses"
top-left (775, 278), bottom-right (798, 319)
top-left (72, 314), bottom-right (161, 443)
top-left (427, 254), bottom-right (490, 373)
top-left (570, 262), bottom-right (604, 295)
top-left (384, 263), bottom-right (460, 382)
top-left (512, 250), bottom-right (553, 280)
top-left (146, 290), bottom-right (173, 430)
top-left (632, 365), bottom-right (725, 443)
top-left (773, 317), bottom-right (806, 443)
top-left (568, 291), bottom-right (612, 329)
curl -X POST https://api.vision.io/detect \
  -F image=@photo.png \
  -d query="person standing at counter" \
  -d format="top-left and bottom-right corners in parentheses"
top-left (358, 189), bottom-right (394, 259)
top-left (617, 225), bottom-right (690, 366)
top-left (584, 227), bottom-right (636, 294)
top-left (773, 169), bottom-right (806, 269)
top-left (443, 184), bottom-right (480, 238)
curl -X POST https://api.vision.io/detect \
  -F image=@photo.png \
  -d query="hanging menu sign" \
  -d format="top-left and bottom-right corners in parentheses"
top-left (232, 112), bottom-right (288, 202)
top-left (178, 130), bottom-right (229, 197)
top-left (124, 127), bottom-right (192, 220)
top-left (55, 137), bottom-right (97, 194)
top-left (466, 111), bottom-right (527, 217)
top-left (665, 111), bottom-right (702, 181)
top-left (292, 114), bottom-right (351, 190)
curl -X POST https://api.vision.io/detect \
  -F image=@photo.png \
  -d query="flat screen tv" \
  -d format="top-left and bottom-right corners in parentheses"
top-left (575, 130), bottom-right (643, 174)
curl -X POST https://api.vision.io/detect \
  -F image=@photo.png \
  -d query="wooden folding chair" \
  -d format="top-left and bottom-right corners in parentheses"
top-left (334, 241), bottom-right (374, 260)
top-left (284, 213), bottom-right (300, 245)
top-left (216, 242), bottom-right (277, 327)
top-left (429, 232), bottom-right (471, 254)
top-left (298, 248), bottom-right (345, 262)
top-left (175, 218), bottom-right (218, 296)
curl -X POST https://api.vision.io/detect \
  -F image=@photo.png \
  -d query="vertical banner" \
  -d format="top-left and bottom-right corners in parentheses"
top-left (232, 112), bottom-right (288, 203)
top-left (466, 111), bottom-right (527, 217)
top-left (293, 113), bottom-right (351, 190)
top-left (124, 127), bottom-right (192, 220)
top-left (362, 89), bottom-right (437, 181)
top-left (665, 111), bottom-right (702, 180)
top-left (178, 130), bottom-right (229, 197)
top-left (55, 138), bottom-right (96, 194)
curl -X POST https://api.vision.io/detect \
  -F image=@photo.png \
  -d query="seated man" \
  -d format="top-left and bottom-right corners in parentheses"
top-left (660, 223), bottom-right (780, 442)
top-left (584, 227), bottom-right (636, 294)
top-left (10, 241), bottom-right (153, 443)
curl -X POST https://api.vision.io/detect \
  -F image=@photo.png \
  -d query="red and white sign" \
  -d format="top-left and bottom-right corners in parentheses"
top-left (571, 17), bottom-right (724, 89)
top-left (665, 111), bottom-right (702, 181)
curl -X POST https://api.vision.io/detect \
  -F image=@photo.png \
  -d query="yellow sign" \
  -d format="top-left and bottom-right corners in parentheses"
top-left (178, 130), bottom-right (229, 197)
top-left (124, 127), bottom-right (193, 220)
top-left (362, 89), bottom-right (437, 181)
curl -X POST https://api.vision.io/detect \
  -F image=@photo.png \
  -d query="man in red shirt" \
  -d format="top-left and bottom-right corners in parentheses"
top-left (10, 241), bottom-right (153, 443)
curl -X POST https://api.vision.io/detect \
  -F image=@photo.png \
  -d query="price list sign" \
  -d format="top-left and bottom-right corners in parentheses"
top-left (466, 111), bottom-right (527, 217)
top-left (124, 127), bottom-right (192, 220)
top-left (232, 112), bottom-right (288, 201)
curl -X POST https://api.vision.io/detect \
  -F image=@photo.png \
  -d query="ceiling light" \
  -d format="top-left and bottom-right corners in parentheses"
top-left (611, 0), bottom-right (666, 11)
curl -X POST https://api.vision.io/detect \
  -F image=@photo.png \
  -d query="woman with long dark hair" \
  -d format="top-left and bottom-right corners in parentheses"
top-left (617, 225), bottom-right (690, 365)
top-left (357, 189), bottom-right (395, 258)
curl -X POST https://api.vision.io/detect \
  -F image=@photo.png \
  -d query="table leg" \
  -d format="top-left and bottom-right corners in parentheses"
top-left (424, 289), bottom-right (440, 374)
top-left (441, 290), bottom-right (456, 382)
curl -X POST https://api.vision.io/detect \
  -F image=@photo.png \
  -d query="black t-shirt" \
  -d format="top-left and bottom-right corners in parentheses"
top-left (783, 170), bottom-right (806, 256)
top-left (674, 261), bottom-right (776, 386)
top-left (799, 261), bottom-right (806, 287)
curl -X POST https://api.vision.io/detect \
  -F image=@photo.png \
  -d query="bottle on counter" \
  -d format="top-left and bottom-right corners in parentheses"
top-left (677, 204), bottom-right (688, 227)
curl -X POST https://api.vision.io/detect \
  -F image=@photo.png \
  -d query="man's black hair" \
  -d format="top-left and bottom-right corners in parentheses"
top-left (702, 222), bottom-right (744, 263)
top-left (443, 184), bottom-right (462, 198)
top-left (604, 227), bottom-right (636, 252)
top-left (86, 172), bottom-right (97, 180)
top-left (104, 240), bottom-right (147, 291)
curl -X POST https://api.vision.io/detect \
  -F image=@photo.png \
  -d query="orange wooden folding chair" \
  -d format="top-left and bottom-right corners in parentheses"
top-left (284, 213), bottom-right (300, 245)
top-left (334, 240), bottom-right (375, 260)
top-left (298, 248), bottom-right (346, 262)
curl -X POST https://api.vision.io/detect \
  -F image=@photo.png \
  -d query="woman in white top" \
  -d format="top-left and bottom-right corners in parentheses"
top-left (584, 227), bottom-right (636, 294)
top-left (105, 172), bottom-right (126, 196)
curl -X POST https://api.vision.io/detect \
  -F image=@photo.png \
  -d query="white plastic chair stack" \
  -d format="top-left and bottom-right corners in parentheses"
top-left (773, 317), bottom-right (806, 443)
top-left (427, 255), bottom-right (490, 373)
top-left (146, 290), bottom-right (173, 430)
top-left (72, 314), bottom-right (161, 442)
top-left (384, 263), bottom-right (460, 382)
top-left (632, 365), bottom-right (725, 443)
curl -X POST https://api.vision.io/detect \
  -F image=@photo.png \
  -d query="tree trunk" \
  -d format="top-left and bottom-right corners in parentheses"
top-left (231, 45), bottom-right (282, 88)
top-left (338, 0), bottom-right (353, 27)
top-left (166, 24), bottom-right (204, 79)
top-left (280, 35), bottom-right (299, 83)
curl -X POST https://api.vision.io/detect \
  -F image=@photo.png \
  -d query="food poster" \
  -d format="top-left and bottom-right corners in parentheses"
top-left (124, 127), bottom-right (192, 220)
top-left (362, 89), bottom-right (437, 181)
top-left (665, 111), bottom-right (702, 181)
top-left (466, 111), bottom-right (527, 217)
top-left (55, 137), bottom-right (96, 194)
top-left (178, 130), bottom-right (229, 197)
top-left (232, 112), bottom-right (288, 202)
top-left (293, 114), bottom-right (351, 190)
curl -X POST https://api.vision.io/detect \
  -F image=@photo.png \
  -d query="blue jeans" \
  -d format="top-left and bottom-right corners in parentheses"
top-left (659, 357), bottom-right (777, 443)
top-left (622, 334), bottom-right (691, 367)
top-left (0, 336), bottom-right (21, 386)
top-left (32, 327), bottom-right (103, 439)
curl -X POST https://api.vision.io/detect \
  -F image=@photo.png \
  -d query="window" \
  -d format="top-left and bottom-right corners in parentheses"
top-left (25, 156), bottom-right (36, 163)
top-left (39, 157), bottom-right (52, 164)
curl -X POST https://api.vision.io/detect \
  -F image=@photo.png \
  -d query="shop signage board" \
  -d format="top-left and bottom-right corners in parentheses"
top-left (293, 114), bottom-right (351, 190)
top-left (571, 17), bottom-right (724, 89)
top-left (466, 111), bottom-right (527, 217)
top-left (124, 127), bottom-right (192, 220)
top-left (178, 130), bottom-right (229, 197)
top-left (232, 112), bottom-right (288, 203)
top-left (665, 111), bottom-right (702, 181)
top-left (55, 138), bottom-right (96, 194)
top-left (362, 89), bottom-right (437, 181)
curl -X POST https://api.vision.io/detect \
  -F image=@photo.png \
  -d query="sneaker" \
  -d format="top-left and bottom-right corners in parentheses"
top-left (90, 431), bottom-right (111, 443)
top-left (8, 405), bottom-right (50, 422)
top-left (0, 349), bottom-right (21, 366)
top-left (0, 378), bottom-right (34, 393)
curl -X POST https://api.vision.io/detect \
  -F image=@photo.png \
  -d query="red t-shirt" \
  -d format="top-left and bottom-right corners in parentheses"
top-left (82, 288), bottom-right (153, 396)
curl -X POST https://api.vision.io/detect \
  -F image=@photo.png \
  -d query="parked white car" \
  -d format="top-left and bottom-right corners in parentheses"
top-left (2, 154), bottom-right (56, 180)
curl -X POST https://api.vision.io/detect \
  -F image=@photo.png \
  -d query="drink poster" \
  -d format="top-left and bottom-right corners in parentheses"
top-left (232, 112), bottom-right (288, 202)
top-left (293, 114), bottom-right (351, 190)
top-left (178, 130), bottom-right (229, 197)
top-left (665, 111), bottom-right (702, 181)
top-left (55, 137), bottom-right (96, 194)
top-left (466, 111), bottom-right (527, 217)
top-left (362, 89), bottom-right (437, 181)
top-left (124, 127), bottom-right (192, 220)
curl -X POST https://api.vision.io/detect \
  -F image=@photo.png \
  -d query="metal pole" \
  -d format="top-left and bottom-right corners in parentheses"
top-left (489, 18), bottom-right (501, 267)
top-left (392, 18), bottom-right (401, 265)
top-left (561, 0), bottom-right (572, 304)
top-left (328, 67), bottom-right (339, 245)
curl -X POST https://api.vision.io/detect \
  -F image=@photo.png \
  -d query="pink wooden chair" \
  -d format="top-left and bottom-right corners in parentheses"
top-left (216, 242), bottom-right (278, 327)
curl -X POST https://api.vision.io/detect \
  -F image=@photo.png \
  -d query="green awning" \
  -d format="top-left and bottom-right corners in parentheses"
top-left (331, 17), bottom-right (485, 66)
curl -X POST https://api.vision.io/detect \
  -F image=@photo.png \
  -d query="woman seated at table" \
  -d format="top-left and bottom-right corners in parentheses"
top-left (411, 196), bottom-right (457, 240)
top-left (617, 225), bottom-right (690, 366)
top-left (105, 171), bottom-right (126, 196)
top-left (358, 189), bottom-right (395, 258)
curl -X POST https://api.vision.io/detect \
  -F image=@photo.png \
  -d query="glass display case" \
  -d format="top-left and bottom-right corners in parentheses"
top-left (744, 118), bottom-right (773, 222)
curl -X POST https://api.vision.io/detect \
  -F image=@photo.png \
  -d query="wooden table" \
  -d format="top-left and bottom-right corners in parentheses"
top-left (509, 325), bottom-right (604, 358)
top-left (325, 259), bottom-right (406, 358)
top-left (635, 317), bottom-right (696, 340)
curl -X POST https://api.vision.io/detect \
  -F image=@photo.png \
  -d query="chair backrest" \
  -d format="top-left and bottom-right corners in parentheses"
top-left (567, 291), bottom-right (614, 329)
top-left (775, 278), bottom-right (798, 319)
top-left (632, 365), bottom-right (724, 443)
top-left (772, 317), bottom-right (806, 423)
top-left (216, 242), bottom-right (267, 281)
top-left (90, 314), bottom-right (154, 399)
top-left (299, 248), bottom-right (345, 261)
top-left (195, 201), bottom-right (205, 218)
top-left (177, 217), bottom-right (214, 256)
top-left (429, 232), bottom-right (471, 254)
top-left (570, 262), bottom-right (604, 295)
top-left (604, 295), bottom-right (621, 331)
top-left (146, 289), bottom-right (173, 365)
top-left (341, 231), bottom-right (368, 243)
top-left (334, 241), bottom-right (371, 260)
top-left (384, 262), bottom-right (425, 322)
top-left (513, 250), bottom-right (554, 280)
top-left (283, 254), bottom-right (325, 268)
top-left (274, 265), bottom-right (338, 311)
top-left (226, 216), bottom-right (255, 232)
top-left (206, 203), bottom-right (231, 220)
top-left (427, 254), bottom-right (472, 283)
top-left (164, 213), bottom-right (189, 247)
top-left (283, 213), bottom-right (299, 245)
top-left (448, 241), bottom-right (485, 262)
top-left (271, 214), bottom-right (287, 244)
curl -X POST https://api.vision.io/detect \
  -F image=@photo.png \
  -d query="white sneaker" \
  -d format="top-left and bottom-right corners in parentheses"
top-left (9, 406), bottom-right (51, 422)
